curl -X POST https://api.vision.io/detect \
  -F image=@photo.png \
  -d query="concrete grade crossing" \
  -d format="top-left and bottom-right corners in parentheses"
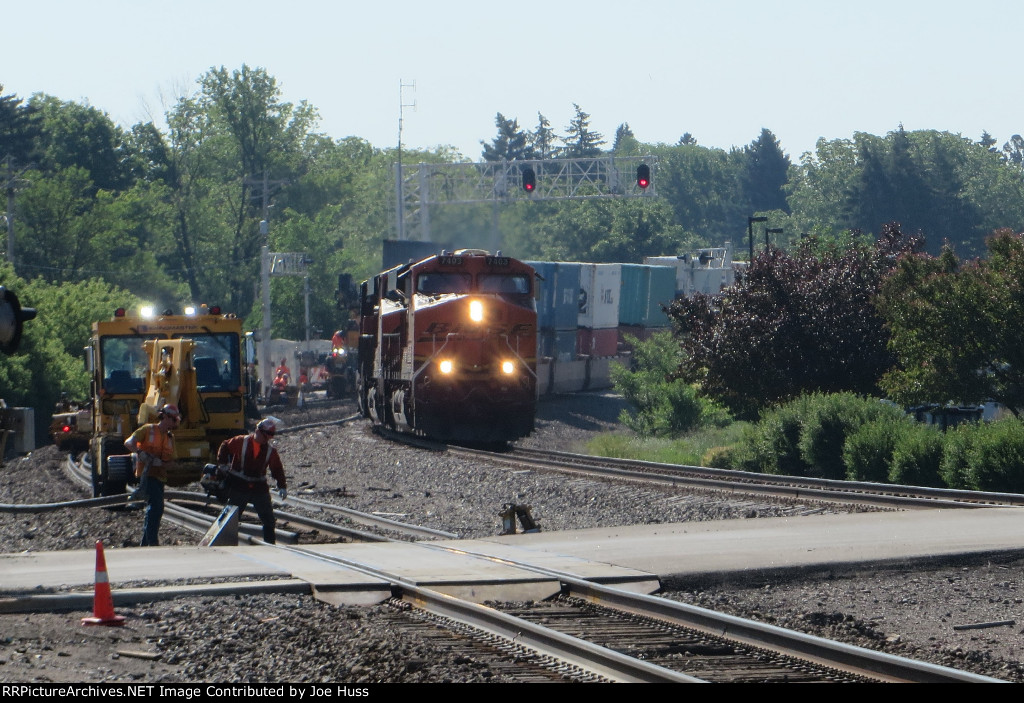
top-left (3, 507), bottom-right (1024, 611)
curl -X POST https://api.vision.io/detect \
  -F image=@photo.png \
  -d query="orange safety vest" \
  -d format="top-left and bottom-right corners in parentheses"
top-left (131, 423), bottom-right (174, 482)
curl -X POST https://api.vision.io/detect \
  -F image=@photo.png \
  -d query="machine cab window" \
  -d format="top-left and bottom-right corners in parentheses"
top-left (99, 336), bottom-right (153, 394)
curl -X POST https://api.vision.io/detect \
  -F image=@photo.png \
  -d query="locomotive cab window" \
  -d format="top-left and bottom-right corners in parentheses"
top-left (479, 274), bottom-right (531, 295)
top-left (417, 272), bottom-right (472, 295)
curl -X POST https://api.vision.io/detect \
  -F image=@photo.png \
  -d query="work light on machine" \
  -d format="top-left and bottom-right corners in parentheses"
top-left (140, 305), bottom-right (156, 319)
top-left (469, 299), bottom-right (484, 323)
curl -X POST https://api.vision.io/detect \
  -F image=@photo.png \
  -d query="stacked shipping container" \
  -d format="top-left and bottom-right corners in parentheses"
top-left (530, 245), bottom-right (734, 394)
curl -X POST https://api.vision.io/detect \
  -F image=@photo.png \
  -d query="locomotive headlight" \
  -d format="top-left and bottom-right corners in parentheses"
top-left (439, 359), bottom-right (454, 374)
top-left (469, 299), bottom-right (484, 323)
top-left (501, 360), bottom-right (515, 375)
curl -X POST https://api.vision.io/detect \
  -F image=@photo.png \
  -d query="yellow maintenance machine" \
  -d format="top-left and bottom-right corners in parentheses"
top-left (85, 304), bottom-right (255, 496)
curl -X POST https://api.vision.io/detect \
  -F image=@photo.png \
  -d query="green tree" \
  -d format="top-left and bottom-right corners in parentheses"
top-left (481, 113), bottom-right (533, 161)
top-left (0, 264), bottom-right (139, 443)
top-left (164, 65), bottom-right (323, 316)
top-left (742, 128), bottom-right (791, 214)
top-left (529, 113), bottom-right (559, 159)
top-left (29, 94), bottom-right (131, 192)
top-left (0, 86), bottom-right (41, 164)
top-left (878, 229), bottom-right (1024, 414)
top-left (562, 104), bottom-right (605, 158)
top-left (669, 225), bottom-right (917, 417)
top-left (611, 330), bottom-right (730, 437)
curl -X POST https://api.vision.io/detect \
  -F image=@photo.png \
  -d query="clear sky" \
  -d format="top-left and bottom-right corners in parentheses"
top-left (5, 0), bottom-right (1023, 160)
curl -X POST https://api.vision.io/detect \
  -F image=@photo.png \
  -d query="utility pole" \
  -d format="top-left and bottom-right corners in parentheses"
top-left (396, 80), bottom-right (415, 241)
top-left (245, 171), bottom-right (288, 400)
top-left (1, 157), bottom-right (31, 273)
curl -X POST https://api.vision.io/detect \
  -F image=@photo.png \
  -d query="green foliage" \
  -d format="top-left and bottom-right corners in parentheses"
top-left (878, 230), bottom-right (1024, 412)
top-left (481, 113), bottom-right (533, 162)
top-left (737, 392), bottom-right (906, 479)
top-left (942, 419), bottom-right (1024, 493)
top-left (610, 331), bottom-right (731, 437)
top-left (669, 226), bottom-right (915, 417)
top-left (797, 393), bottom-right (893, 480)
top-left (743, 128), bottom-right (791, 214)
top-left (586, 421), bottom-right (750, 467)
top-left (743, 395), bottom-right (814, 476)
top-left (888, 423), bottom-right (945, 487)
top-left (787, 127), bottom-right (1024, 257)
top-left (0, 265), bottom-right (138, 443)
top-left (939, 425), bottom-right (975, 489)
top-left (843, 418), bottom-right (906, 483)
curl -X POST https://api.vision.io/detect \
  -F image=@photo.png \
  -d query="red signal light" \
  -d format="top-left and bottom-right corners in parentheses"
top-left (636, 164), bottom-right (651, 190)
top-left (522, 167), bottom-right (536, 193)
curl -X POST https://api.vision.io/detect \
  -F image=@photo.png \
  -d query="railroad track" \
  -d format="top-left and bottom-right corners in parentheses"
top-left (57, 453), bottom-right (457, 544)
top-left (442, 443), bottom-right (1024, 511)
top-left (277, 539), bottom-right (1002, 683)
top-left (10, 445), bottom-right (1002, 682)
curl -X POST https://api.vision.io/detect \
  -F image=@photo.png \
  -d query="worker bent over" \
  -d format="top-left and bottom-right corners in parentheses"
top-left (216, 416), bottom-right (287, 544)
top-left (125, 403), bottom-right (180, 546)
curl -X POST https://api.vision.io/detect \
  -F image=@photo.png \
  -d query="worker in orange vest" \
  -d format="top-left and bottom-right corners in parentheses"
top-left (125, 403), bottom-right (180, 546)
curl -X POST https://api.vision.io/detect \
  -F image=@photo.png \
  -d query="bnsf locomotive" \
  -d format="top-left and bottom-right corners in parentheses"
top-left (356, 249), bottom-right (537, 442)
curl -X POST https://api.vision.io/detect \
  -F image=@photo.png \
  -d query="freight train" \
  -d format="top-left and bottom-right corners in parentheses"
top-left (356, 250), bottom-right (537, 442)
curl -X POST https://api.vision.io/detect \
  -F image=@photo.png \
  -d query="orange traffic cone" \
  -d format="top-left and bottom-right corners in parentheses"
top-left (81, 540), bottom-right (125, 627)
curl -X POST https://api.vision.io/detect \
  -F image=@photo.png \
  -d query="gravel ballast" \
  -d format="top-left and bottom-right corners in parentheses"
top-left (2, 393), bottom-right (1023, 682)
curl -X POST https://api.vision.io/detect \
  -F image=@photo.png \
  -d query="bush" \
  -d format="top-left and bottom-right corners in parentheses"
top-left (611, 331), bottom-right (732, 437)
top-left (798, 393), bottom-right (900, 480)
top-left (843, 419), bottom-right (905, 482)
top-left (962, 418), bottom-right (1024, 493)
top-left (939, 424), bottom-right (975, 489)
top-left (747, 396), bottom-right (814, 475)
top-left (702, 445), bottom-right (735, 469)
top-left (889, 423), bottom-right (945, 487)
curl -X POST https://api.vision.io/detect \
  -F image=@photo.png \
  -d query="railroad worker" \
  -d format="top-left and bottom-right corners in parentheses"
top-left (124, 403), bottom-right (180, 547)
top-left (275, 358), bottom-right (291, 383)
top-left (216, 416), bottom-right (287, 544)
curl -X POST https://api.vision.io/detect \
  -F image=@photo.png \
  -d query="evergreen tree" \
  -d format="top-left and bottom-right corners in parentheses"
top-left (530, 112), bottom-right (558, 159)
top-left (612, 122), bottom-right (635, 151)
top-left (742, 128), bottom-right (791, 213)
top-left (562, 103), bottom-right (605, 158)
top-left (480, 113), bottom-right (532, 161)
top-left (0, 86), bottom-right (41, 165)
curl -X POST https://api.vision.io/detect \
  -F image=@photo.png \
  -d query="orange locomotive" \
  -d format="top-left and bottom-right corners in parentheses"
top-left (357, 249), bottom-right (537, 442)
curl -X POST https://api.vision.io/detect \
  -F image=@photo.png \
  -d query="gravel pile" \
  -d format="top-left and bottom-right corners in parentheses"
top-left (2, 392), bottom-right (1023, 682)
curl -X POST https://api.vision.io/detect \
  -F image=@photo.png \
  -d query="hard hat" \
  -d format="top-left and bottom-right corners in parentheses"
top-left (160, 403), bottom-right (181, 419)
top-left (257, 416), bottom-right (282, 434)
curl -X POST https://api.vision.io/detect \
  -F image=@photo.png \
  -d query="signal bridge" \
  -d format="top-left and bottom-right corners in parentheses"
top-left (397, 156), bottom-right (656, 242)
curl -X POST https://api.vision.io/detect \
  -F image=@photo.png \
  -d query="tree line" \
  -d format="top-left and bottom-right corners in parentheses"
top-left (5, 64), bottom-right (1024, 437)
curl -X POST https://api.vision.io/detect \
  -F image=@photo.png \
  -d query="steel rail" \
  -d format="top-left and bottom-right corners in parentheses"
top-left (278, 493), bottom-right (460, 540)
top-left (63, 453), bottom-right (448, 544)
top-left (517, 446), bottom-right (1024, 507)
top-left (271, 541), bottom-right (703, 683)
top-left (427, 542), bottom-right (1005, 684)
top-left (449, 444), bottom-right (1011, 511)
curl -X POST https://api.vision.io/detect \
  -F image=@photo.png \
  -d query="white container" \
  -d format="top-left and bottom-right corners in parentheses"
top-left (578, 263), bottom-right (621, 329)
